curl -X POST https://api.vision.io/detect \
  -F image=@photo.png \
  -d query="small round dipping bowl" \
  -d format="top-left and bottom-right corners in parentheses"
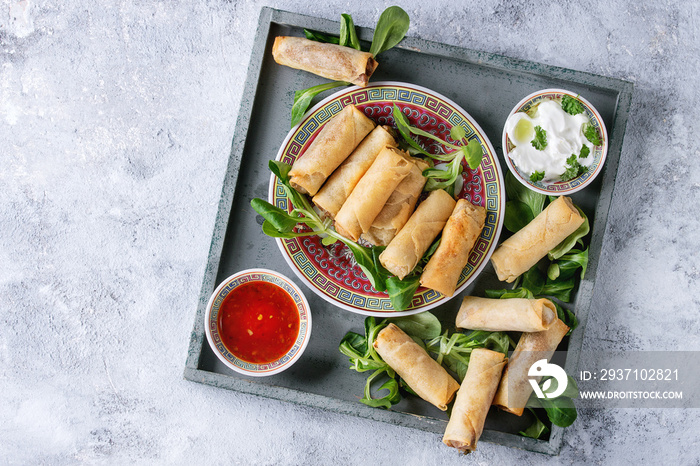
top-left (502, 88), bottom-right (609, 196)
top-left (205, 269), bottom-right (311, 377)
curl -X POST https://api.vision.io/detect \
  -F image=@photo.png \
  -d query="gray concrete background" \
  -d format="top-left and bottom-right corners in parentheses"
top-left (2, 0), bottom-right (698, 464)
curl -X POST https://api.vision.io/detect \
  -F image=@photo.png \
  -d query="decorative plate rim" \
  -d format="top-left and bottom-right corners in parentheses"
top-left (502, 88), bottom-right (609, 196)
top-left (204, 268), bottom-right (312, 377)
top-left (268, 81), bottom-right (505, 317)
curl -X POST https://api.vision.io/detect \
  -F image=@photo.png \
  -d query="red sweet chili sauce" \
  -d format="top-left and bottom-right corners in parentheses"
top-left (217, 281), bottom-right (300, 364)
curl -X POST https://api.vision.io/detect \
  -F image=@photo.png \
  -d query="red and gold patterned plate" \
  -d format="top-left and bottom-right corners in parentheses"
top-left (269, 82), bottom-right (504, 316)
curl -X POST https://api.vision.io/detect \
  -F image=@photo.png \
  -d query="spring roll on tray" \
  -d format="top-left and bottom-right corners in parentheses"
top-left (420, 199), bottom-right (486, 296)
top-left (490, 196), bottom-right (584, 283)
top-left (374, 323), bottom-right (460, 411)
top-left (456, 296), bottom-right (557, 333)
top-left (361, 157), bottom-right (428, 246)
top-left (288, 104), bottom-right (375, 196)
top-left (272, 36), bottom-right (378, 87)
top-left (492, 319), bottom-right (570, 416)
top-left (334, 146), bottom-right (414, 242)
top-left (312, 125), bottom-right (397, 218)
top-left (442, 348), bottom-right (507, 453)
top-left (379, 189), bottom-right (456, 280)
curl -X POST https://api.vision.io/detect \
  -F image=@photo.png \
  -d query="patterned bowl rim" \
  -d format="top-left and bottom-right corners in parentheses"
top-left (502, 88), bottom-right (609, 195)
top-left (268, 81), bottom-right (505, 317)
top-left (204, 268), bottom-right (312, 377)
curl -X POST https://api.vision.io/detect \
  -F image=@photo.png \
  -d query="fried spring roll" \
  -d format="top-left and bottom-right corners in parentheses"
top-left (492, 319), bottom-right (570, 416)
top-left (490, 196), bottom-right (584, 283)
top-left (361, 157), bottom-right (428, 246)
top-left (334, 147), bottom-right (413, 241)
top-left (288, 105), bottom-right (375, 196)
top-left (272, 36), bottom-right (378, 87)
top-left (420, 200), bottom-right (486, 296)
top-left (312, 125), bottom-right (397, 218)
top-left (455, 296), bottom-right (557, 333)
top-left (442, 348), bottom-right (506, 453)
top-left (379, 189), bottom-right (456, 280)
top-left (374, 323), bottom-right (460, 411)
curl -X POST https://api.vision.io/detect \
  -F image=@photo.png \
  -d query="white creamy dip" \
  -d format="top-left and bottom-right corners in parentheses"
top-left (505, 100), bottom-right (594, 181)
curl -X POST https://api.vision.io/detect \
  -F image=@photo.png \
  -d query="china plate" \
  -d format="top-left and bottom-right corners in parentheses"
top-left (269, 82), bottom-right (505, 316)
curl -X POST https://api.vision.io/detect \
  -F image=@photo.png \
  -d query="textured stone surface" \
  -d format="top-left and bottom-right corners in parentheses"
top-left (2, 0), bottom-right (699, 463)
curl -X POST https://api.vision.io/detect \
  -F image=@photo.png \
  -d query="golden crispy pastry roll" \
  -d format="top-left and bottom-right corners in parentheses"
top-left (361, 157), bottom-right (428, 246)
top-left (272, 36), bottom-right (378, 87)
top-left (374, 323), bottom-right (460, 411)
top-left (442, 348), bottom-right (506, 453)
top-left (334, 147), bottom-right (413, 241)
top-left (490, 196), bottom-right (584, 283)
top-left (312, 125), bottom-right (397, 218)
top-left (288, 105), bottom-right (375, 196)
top-left (455, 296), bottom-right (557, 333)
top-left (379, 189), bottom-right (456, 280)
top-left (419, 199), bottom-right (486, 296)
top-left (492, 319), bottom-right (570, 416)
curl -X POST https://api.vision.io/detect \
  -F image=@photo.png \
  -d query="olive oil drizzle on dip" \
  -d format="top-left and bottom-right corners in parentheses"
top-left (217, 281), bottom-right (300, 364)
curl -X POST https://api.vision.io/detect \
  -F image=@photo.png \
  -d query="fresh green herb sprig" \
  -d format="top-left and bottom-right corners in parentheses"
top-left (561, 95), bottom-right (585, 116)
top-left (292, 7), bottom-right (410, 126)
top-left (392, 104), bottom-right (483, 195)
top-left (584, 124), bottom-right (603, 146)
top-left (531, 125), bottom-right (547, 150)
top-left (561, 154), bottom-right (586, 182)
top-left (530, 171), bottom-right (545, 183)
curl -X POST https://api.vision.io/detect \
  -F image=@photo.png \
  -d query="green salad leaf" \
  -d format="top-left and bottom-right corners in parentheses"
top-left (303, 28), bottom-right (340, 44)
top-left (519, 409), bottom-right (550, 439)
top-left (291, 81), bottom-right (349, 128)
top-left (426, 330), bottom-right (511, 381)
top-left (339, 13), bottom-right (361, 50)
top-left (369, 6), bottom-right (410, 56)
top-left (548, 207), bottom-right (589, 260)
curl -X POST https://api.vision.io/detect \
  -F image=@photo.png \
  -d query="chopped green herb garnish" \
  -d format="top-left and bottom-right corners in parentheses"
top-left (561, 95), bottom-right (584, 115)
top-left (531, 125), bottom-right (547, 150)
top-left (584, 125), bottom-right (602, 146)
top-left (578, 144), bottom-right (590, 159)
top-left (561, 154), bottom-right (586, 181)
top-left (530, 171), bottom-right (545, 182)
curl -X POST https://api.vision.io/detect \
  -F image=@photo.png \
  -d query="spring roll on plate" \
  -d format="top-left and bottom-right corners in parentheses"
top-left (492, 319), bottom-right (570, 416)
top-left (272, 36), bottom-right (378, 87)
top-left (374, 323), bottom-right (460, 411)
top-left (334, 147), bottom-right (413, 242)
top-left (312, 125), bottom-right (397, 218)
top-left (420, 199), bottom-right (486, 296)
top-left (490, 196), bottom-right (584, 283)
top-left (361, 157), bottom-right (428, 246)
top-left (288, 105), bottom-right (375, 196)
top-left (456, 296), bottom-right (557, 333)
top-left (379, 189), bottom-right (456, 280)
top-left (442, 348), bottom-right (507, 453)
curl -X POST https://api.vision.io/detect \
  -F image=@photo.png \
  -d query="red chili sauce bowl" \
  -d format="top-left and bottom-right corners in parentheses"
top-left (205, 269), bottom-right (311, 376)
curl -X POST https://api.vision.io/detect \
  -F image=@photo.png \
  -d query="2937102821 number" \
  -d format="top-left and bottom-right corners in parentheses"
top-left (598, 368), bottom-right (679, 381)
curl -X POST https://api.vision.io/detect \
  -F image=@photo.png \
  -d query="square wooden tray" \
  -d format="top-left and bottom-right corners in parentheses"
top-left (184, 7), bottom-right (633, 455)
